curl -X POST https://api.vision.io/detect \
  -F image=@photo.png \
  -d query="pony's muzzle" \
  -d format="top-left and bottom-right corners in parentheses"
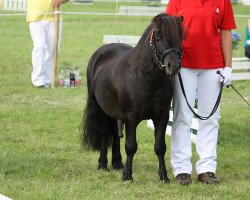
top-left (161, 48), bottom-right (182, 76)
top-left (164, 59), bottom-right (181, 76)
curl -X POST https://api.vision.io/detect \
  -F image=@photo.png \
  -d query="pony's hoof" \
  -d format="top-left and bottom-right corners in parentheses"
top-left (161, 176), bottom-right (170, 183)
top-left (112, 161), bottom-right (124, 170)
top-left (97, 164), bottom-right (108, 170)
top-left (159, 170), bottom-right (170, 183)
top-left (122, 171), bottom-right (133, 182)
top-left (122, 176), bottom-right (133, 182)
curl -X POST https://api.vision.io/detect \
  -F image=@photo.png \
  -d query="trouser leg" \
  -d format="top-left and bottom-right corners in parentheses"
top-left (171, 68), bottom-right (198, 176)
top-left (29, 22), bottom-right (47, 86)
top-left (195, 69), bottom-right (221, 174)
top-left (44, 22), bottom-right (62, 86)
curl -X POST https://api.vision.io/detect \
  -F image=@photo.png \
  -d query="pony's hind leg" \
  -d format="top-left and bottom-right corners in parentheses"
top-left (117, 120), bottom-right (124, 138)
top-left (97, 119), bottom-right (123, 170)
top-left (112, 120), bottom-right (124, 169)
top-left (98, 138), bottom-right (108, 170)
top-left (122, 122), bottom-right (137, 181)
top-left (153, 119), bottom-right (170, 183)
top-left (112, 136), bottom-right (124, 170)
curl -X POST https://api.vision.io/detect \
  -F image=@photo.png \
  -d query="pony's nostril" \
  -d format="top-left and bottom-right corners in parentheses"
top-left (168, 63), bottom-right (171, 68)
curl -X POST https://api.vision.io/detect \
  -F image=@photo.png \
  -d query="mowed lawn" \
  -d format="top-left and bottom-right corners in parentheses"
top-left (0, 2), bottom-right (250, 200)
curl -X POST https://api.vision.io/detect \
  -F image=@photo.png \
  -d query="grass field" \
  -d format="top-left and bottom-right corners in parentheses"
top-left (0, 2), bottom-right (250, 200)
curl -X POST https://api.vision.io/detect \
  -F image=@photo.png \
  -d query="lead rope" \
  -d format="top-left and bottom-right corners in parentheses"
top-left (178, 72), bottom-right (223, 120)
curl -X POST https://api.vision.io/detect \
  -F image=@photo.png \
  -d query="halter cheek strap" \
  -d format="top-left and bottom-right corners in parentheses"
top-left (150, 28), bottom-right (182, 70)
top-left (149, 29), bottom-right (157, 47)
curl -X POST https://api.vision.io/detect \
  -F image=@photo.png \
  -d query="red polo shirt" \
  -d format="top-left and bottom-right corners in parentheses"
top-left (166, 0), bottom-right (236, 69)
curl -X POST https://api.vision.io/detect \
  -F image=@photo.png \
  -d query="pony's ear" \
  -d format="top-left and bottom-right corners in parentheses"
top-left (153, 14), bottom-right (163, 26)
top-left (178, 16), bottom-right (184, 23)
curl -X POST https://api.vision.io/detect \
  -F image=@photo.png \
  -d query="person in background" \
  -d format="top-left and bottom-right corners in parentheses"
top-left (166, 0), bottom-right (236, 185)
top-left (244, 18), bottom-right (250, 58)
top-left (0, 0), bottom-right (4, 10)
top-left (26, 0), bottom-right (69, 88)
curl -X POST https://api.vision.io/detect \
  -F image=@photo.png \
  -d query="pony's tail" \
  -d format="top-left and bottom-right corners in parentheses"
top-left (81, 94), bottom-right (115, 151)
top-left (81, 53), bottom-right (116, 150)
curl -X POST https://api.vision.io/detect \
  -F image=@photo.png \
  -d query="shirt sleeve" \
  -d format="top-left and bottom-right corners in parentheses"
top-left (165, 0), bottom-right (179, 16)
top-left (220, 0), bottom-right (236, 30)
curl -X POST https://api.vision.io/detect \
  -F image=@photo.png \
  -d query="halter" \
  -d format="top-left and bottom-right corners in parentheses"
top-left (150, 29), bottom-right (182, 70)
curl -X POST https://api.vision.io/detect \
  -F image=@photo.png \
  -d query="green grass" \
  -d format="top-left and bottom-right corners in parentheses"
top-left (0, 2), bottom-right (250, 200)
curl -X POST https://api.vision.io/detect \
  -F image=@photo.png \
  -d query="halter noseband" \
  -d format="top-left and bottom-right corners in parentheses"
top-left (150, 29), bottom-right (182, 70)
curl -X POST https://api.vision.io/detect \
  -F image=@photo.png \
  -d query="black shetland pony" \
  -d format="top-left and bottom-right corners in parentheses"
top-left (82, 14), bottom-right (184, 182)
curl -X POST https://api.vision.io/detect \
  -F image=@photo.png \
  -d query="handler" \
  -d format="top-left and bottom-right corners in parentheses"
top-left (244, 18), bottom-right (250, 58)
top-left (26, 0), bottom-right (69, 88)
top-left (0, 0), bottom-right (3, 10)
top-left (166, 0), bottom-right (236, 185)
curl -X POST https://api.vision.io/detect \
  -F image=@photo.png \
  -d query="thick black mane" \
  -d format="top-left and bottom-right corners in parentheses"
top-left (136, 13), bottom-right (183, 49)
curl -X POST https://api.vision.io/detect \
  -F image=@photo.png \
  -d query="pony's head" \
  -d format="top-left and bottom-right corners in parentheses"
top-left (150, 14), bottom-right (184, 77)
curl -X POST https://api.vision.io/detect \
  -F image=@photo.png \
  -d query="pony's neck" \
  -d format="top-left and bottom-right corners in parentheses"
top-left (128, 23), bottom-right (161, 75)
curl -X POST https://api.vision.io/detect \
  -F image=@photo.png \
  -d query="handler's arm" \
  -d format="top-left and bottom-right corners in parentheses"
top-left (221, 30), bottom-right (233, 67)
top-left (53, 0), bottom-right (69, 7)
top-left (248, 19), bottom-right (250, 34)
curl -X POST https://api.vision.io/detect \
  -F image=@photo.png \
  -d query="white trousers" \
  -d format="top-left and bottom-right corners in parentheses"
top-left (171, 67), bottom-right (222, 176)
top-left (29, 21), bottom-right (62, 86)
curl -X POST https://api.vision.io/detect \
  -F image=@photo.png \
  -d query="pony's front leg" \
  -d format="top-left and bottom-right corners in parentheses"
top-left (153, 119), bottom-right (170, 183)
top-left (122, 122), bottom-right (137, 181)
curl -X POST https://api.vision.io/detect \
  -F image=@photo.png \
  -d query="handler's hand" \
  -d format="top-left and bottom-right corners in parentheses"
top-left (220, 67), bottom-right (232, 87)
top-left (53, 0), bottom-right (62, 7)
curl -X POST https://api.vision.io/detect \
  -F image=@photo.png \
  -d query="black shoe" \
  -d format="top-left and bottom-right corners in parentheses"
top-left (176, 173), bottom-right (192, 186)
top-left (37, 85), bottom-right (45, 88)
top-left (198, 172), bottom-right (219, 184)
